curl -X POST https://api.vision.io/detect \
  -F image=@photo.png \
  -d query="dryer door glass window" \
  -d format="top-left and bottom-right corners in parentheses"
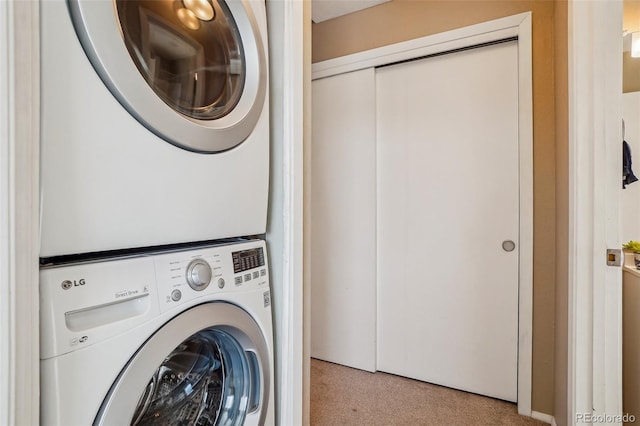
top-left (130, 328), bottom-right (254, 426)
top-left (115, 0), bottom-right (245, 121)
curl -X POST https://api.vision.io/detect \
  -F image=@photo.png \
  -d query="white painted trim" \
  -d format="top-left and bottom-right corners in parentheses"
top-left (532, 411), bottom-right (556, 425)
top-left (310, 12), bottom-right (533, 416)
top-left (302, 2), bottom-right (312, 425)
top-left (567, 1), bottom-right (623, 425)
top-left (567, 4), bottom-right (593, 420)
top-left (265, 0), bottom-right (304, 423)
top-left (311, 12), bottom-right (530, 80)
top-left (0, 1), bottom-right (12, 422)
top-left (280, 2), bottom-right (304, 424)
top-left (516, 12), bottom-right (534, 418)
top-left (0, 1), bottom-right (40, 424)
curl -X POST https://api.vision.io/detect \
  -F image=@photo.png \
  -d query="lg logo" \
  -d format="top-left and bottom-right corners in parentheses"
top-left (61, 279), bottom-right (86, 290)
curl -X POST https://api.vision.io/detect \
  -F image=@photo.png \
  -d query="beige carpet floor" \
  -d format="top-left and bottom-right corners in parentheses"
top-left (310, 359), bottom-right (548, 426)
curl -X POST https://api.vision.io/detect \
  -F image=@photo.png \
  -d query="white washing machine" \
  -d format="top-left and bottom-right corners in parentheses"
top-left (40, 239), bottom-right (274, 425)
top-left (39, 0), bottom-right (270, 258)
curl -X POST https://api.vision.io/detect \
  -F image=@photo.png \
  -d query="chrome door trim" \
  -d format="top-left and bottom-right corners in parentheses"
top-left (94, 302), bottom-right (270, 425)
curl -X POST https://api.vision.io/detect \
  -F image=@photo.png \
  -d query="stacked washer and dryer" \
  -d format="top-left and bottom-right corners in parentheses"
top-left (38, 0), bottom-right (274, 425)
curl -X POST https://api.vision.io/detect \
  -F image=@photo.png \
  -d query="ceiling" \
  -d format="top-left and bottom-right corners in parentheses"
top-left (311, 0), bottom-right (391, 23)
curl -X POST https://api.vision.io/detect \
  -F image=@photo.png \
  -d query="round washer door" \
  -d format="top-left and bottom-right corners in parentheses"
top-left (68, 0), bottom-right (267, 153)
top-left (94, 303), bottom-right (271, 426)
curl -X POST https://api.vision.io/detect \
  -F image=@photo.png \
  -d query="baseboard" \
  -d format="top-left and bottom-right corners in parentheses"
top-left (531, 411), bottom-right (556, 425)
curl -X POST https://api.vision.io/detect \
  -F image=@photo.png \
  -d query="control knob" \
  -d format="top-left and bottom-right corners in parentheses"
top-left (185, 259), bottom-right (212, 291)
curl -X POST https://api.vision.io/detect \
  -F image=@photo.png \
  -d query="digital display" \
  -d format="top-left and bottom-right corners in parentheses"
top-left (232, 247), bottom-right (265, 273)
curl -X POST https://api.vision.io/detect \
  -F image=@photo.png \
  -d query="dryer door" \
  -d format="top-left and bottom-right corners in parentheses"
top-left (68, 0), bottom-right (267, 153)
top-left (94, 303), bottom-right (271, 426)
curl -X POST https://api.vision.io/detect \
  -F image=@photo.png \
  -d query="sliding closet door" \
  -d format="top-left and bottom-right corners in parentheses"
top-left (310, 68), bottom-right (376, 371)
top-left (376, 41), bottom-right (520, 401)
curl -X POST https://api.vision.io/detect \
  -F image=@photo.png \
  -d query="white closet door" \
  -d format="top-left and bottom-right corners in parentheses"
top-left (376, 41), bottom-right (520, 401)
top-left (310, 68), bottom-right (377, 371)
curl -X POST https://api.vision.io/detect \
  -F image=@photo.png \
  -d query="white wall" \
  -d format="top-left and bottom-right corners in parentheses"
top-left (622, 92), bottom-right (640, 243)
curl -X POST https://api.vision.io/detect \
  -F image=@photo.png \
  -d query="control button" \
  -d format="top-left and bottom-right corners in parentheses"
top-left (171, 289), bottom-right (182, 301)
top-left (260, 269), bottom-right (266, 277)
top-left (244, 273), bottom-right (252, 282)
top-left (218, 278), bottom-right (225, 289)
top-left (252, 271), bottom-right (259, 279)
top-left (186, 259), bottom-right (212, 291)
top-left (234, 276), bottom-right (243, 286)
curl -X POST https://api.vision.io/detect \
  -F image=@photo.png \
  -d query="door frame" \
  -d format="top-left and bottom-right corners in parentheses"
top-left (311, 12), bottom-right (533, 416)
top-left (265, 0), bottom-right (306, 424)
top-left (567, 1), bottom-right (623, 424)
top-left (0, 1), bottom-right (40, 424)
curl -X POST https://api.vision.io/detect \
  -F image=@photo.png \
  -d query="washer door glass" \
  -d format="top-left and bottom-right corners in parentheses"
top-left (116, 0), bottom-right (244, 121)
top-left (93, 303), bottom-right (270, 426)
top-left (131, 328), bottom-right (250, 426)
top-left (68, 0), bottom-right (267, 153)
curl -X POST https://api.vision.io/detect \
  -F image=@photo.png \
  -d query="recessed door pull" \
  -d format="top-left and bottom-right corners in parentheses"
top-left (502, 240), bottom-right (516, 252)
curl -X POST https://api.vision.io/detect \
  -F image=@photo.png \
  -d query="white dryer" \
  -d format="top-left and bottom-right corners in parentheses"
top-left (40, 0), bottom-right (270, 258)
top-left (40, 239), bottom-right (274, 425)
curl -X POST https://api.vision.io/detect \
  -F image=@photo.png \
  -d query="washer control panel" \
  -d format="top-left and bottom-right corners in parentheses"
top-left (154, 240), bottom-right (269, 314)
top-left (185, 259), bottom-right (212, 290)
top-left (39, 240), bottom-right (270, 359)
